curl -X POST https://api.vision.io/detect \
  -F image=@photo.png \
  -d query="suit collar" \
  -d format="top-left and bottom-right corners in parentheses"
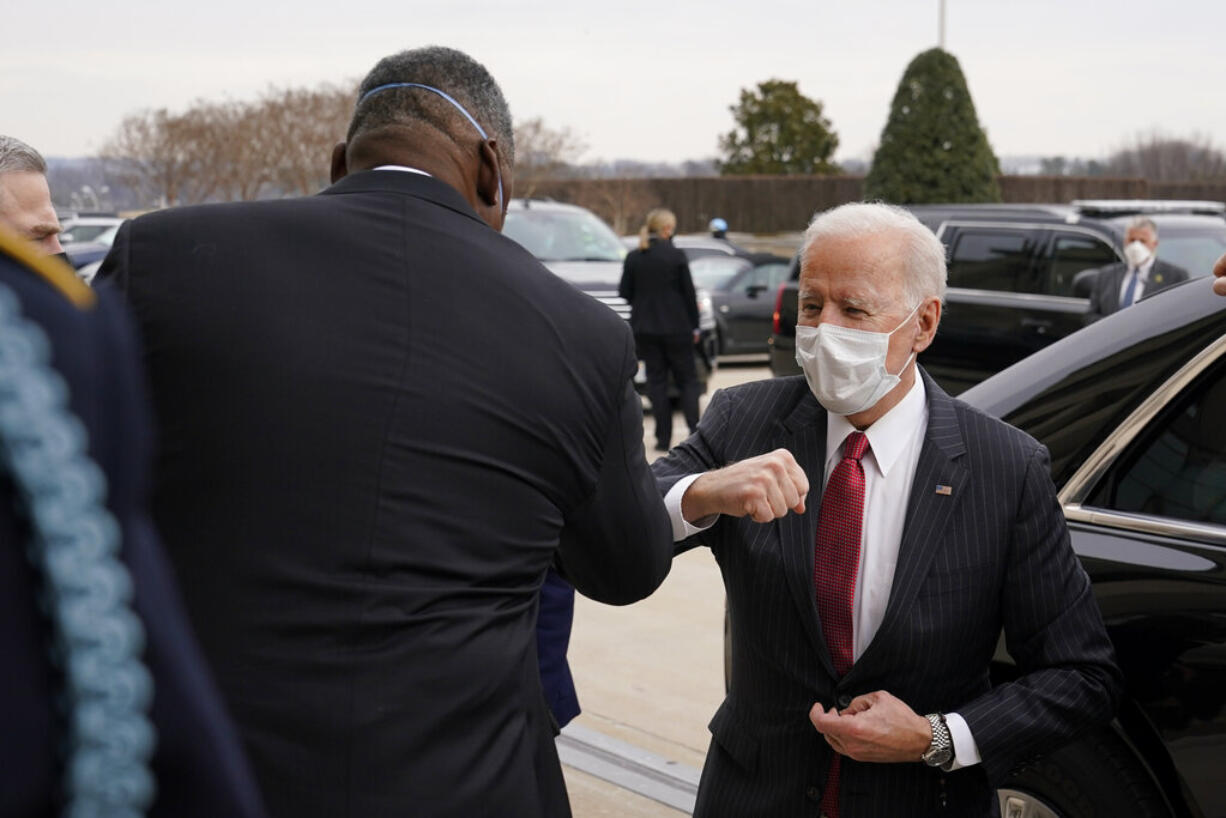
top-left (320, 169), bottom-right (488, 228)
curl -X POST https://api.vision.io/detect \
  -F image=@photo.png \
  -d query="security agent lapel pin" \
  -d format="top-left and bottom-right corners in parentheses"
top-left (935, 484), bottom-right (953, 496)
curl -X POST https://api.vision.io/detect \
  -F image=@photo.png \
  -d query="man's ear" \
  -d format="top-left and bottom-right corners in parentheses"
top-left (330, 142), bottom-right (349, 184)
top-left (914, 296), bottom-right (942, 353)
top-left (476, 140), bottom-right (501, 209)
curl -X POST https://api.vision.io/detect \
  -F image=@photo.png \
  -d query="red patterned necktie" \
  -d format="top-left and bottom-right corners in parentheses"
top-left (814, 430), bottom-right (869, 818)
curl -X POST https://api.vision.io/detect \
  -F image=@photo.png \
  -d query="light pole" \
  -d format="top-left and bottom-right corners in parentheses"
top-left (938, 0), bottom-right (946, 49)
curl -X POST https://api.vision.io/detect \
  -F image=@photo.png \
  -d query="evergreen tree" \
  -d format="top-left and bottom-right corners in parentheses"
top-left (718, 80), bottom-right (839, 175)
top-left (865, 49), bottom-right (1001, 203)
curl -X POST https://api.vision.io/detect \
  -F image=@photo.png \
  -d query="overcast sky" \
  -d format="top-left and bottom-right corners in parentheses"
top-left (3, 0), bottom-right (1224, 165)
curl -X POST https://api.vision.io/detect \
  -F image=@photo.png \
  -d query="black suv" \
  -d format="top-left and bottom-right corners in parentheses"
top-left (769, 201), bottom-right (1226, 394)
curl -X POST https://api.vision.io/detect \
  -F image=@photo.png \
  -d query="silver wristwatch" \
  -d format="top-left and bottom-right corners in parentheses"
top-left (921, 713), bottom-right (953, 767)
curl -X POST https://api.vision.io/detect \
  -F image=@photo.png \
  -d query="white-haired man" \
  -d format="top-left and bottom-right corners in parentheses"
top-left (0, 136), bottom-right (63, 256)
top-left (652, 202), bottom-right (1121, 817)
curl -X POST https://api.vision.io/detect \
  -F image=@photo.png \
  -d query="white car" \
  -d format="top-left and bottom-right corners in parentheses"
top-left (58, 216), bottom-right (123, 244)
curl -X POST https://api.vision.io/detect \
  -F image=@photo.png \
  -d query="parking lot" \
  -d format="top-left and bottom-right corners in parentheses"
top-left (561, 361), bottom-right (770, 816)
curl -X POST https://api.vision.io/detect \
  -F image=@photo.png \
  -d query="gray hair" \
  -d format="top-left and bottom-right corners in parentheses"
top-left (348, 46), bottom-right (515, 165)
top-left (0, 135), bottom-right (47, 176)
top-left (1126, 216), bottom-right (1158, 238)
top-left (801, 202), bottom-right (947, 306)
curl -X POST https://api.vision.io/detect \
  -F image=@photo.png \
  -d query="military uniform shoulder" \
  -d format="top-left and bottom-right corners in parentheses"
top-left (0, 228), bottom-right (94, 309)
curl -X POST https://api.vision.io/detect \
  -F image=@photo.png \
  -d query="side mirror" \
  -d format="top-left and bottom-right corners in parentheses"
top-left (745, 284), bottom-right (768, 298)
top-left (1072, 267), bottom-right (1101, 299)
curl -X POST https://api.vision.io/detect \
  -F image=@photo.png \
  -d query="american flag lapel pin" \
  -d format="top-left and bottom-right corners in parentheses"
top-left (935, 484), bottom-right (953, 496)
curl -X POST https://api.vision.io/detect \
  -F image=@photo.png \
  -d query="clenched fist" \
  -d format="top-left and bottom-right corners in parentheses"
top-left (682, 448), bottom-right (809, 524)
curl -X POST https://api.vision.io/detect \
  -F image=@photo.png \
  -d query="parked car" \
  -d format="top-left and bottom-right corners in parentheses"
top-left (620, 233), bottom-right (752, 260)
top-left (62, 222), bottom-right (122, 272)
top-left (502, 199), bottom-right (718, 394)
top-left (769, 200), bottom-right (1226, 393)
top-left (732, 275), bottom-right (1226, 816)
top-left (688, 251), bottom-right (791, 356)
top-left (58, 215), bottom-right (123, 245)
top-left (962, 275), bottom-right (1226, 817)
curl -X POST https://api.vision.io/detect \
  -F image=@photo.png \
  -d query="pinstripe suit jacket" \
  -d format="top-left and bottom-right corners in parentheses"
top-left (653, 371), bottom-right (1121, 817)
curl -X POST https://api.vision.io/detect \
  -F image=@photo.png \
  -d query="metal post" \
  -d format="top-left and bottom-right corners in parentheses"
top-left (939, 0), bottom-right (946, 49)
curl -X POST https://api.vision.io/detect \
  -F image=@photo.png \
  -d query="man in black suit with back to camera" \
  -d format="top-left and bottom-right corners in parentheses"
top-left (98, 46), bottom-right (673, 818)
top-left (1086, 216), bottom-right (1187, 322)
top-left (653, 202), bottom-right (1121, 817)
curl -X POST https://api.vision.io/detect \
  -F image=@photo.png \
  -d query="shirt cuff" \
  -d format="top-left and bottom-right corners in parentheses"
top-left (664, 473), bottom-right (719, 542)
top-left (942, 712), bottom-right (982, 770)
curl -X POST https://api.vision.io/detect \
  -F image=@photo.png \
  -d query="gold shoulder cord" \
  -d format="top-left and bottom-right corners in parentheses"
top-left (0, 226), bottom-right (96, 309)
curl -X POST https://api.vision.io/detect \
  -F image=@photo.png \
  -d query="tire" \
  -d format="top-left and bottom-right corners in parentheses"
top-left (997, 728), bottom-right (1168, 818)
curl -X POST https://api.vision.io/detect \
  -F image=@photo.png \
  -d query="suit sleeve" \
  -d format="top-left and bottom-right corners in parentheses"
top-left (649, 387), bottom-right (735, 554)
top-left (954, 444), bottom-right (1122, 783)
top-left (678, 255), bottom-right (700, 330)
top-left (555, 330), bottom-right (673, 605)
top-left (618, 256), bottom-right (635, 303)
top-left (1084, 267), bottom-right (1110, 324)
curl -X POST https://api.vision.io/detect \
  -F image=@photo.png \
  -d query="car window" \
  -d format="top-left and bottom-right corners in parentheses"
top-left (689, 256), bottom-right (751, 290)
top-left (1045, 233), bottom-right (1117, 297)
top-left (503, 210), bottom-right (625, 262)
top-left (1088, 356), bottom-right (1226, 525)
top-left (947, 229), bottom-right (1035, 292)
top-left (745, 262), bottom-right (790, 290)
top-left (1157, 233), bottom-right (1226, 279)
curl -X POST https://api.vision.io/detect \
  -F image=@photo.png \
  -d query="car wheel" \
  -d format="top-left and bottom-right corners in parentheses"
top-left (997, 728), bottom-right (1168, 818)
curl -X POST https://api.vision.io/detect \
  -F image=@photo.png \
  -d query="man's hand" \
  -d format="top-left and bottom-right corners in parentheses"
top-left (809, 691), bottom-right (932, 763)
top-left (1213, 252), bottom-right (1226, 297)
top-left (681, 449), bottom-right (808, 524)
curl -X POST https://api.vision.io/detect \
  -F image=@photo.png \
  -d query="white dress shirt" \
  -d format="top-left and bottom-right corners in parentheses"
top-left (372, 164), bottom-right (432, 176)
top-left (664, 374), bottom-right (982, 769)
top-left (1117, 257), bottom-right (1155, 305)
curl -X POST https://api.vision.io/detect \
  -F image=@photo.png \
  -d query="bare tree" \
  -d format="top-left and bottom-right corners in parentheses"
top-left (260, 84), bottom-right (355, 196)
top-left (101, 107), bottom-right (223, 207)
top-left (1104, 132), bottom-right (1226, 182)
top-left (512, 117), bottom-right (586, 198)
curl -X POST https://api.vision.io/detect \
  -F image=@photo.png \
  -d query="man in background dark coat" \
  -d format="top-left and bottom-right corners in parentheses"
top-left (0, 228), bottom-right (265, 818)
top-left (97, 46), bottom-right (672, 818)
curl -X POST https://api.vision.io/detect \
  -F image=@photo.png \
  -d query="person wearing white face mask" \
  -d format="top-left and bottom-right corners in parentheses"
top-left (651, 202), bottom-right (1121, 818)
top-left (1086, 217), bottom-right (1188, 323)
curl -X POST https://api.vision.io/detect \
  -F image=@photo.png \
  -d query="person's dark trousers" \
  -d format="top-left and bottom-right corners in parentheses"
top-left (637, 332), bottom-right (700, 449)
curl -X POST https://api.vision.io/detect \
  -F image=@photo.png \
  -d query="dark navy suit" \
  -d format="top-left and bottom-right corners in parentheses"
top-left (538, 568), bottom-right (581, 729)
top-left (1086, 258), bottom-right (1187, 323)
top-left (0, 233), bottom-right (265, 817)
top-left (652, 372), bottom-right (1121, 817)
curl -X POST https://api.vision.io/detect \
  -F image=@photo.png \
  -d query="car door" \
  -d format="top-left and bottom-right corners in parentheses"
top-left (723, 260), bottom-right (790, 354)
top-left (1060, 340), bottom-right (1226, 817)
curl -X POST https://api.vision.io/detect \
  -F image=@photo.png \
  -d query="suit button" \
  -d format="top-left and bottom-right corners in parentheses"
top-left (806, 785), bottom-right (821, 802)
top-left (836, 694), bottom-right (852, 709)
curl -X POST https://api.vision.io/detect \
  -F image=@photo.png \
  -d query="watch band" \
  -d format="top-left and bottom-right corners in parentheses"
top-left (921, 713), bottom-right (953, 767)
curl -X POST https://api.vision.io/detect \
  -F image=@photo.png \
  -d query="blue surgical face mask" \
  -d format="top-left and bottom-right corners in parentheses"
top-left (358, 82), bottom-right (504, 212)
